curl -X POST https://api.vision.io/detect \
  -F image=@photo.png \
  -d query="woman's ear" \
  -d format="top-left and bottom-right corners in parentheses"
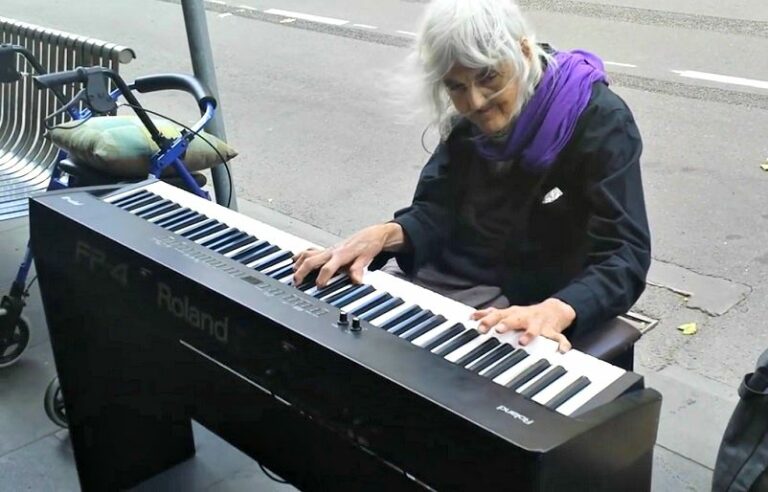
top-left (520, 37), bottom-right (532, 60)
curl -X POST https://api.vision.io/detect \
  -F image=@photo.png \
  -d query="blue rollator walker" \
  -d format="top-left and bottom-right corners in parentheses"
top-left (0, 44), bottom-right (224, 427)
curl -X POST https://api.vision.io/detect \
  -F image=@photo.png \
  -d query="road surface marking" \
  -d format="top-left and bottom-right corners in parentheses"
top-left (264, 8), bottom-right (349, 26)
top-left (672, 70), bottom-right (768, 90)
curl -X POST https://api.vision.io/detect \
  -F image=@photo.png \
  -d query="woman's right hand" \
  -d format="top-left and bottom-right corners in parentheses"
top-left (292, 223), bottom-right (404, 287)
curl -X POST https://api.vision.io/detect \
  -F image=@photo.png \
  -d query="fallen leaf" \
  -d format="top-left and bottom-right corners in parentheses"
top-left (677, 322), bottom-right (698, 335)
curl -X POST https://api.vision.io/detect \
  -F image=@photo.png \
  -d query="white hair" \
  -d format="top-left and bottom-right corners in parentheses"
top-left (412, 0), bottom-right (551, 137)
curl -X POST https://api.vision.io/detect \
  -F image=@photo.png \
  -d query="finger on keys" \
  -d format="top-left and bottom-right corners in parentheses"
top-left (476, 311), bottom-right (503, 333)
top-left (556, 333), bottom-right (572, 353)
top-left (471, 307), bottom-right (496, 320)
top-left (517, 320), bottom-right (542, 345)
top-left (489, 322), bottom-right (507, 333)
top-left (316, 261), bottom-right (341, 287)
top-left (348, 257), bottom-right (368, 284)
top-left (293, 250), bottom-right (325, 284)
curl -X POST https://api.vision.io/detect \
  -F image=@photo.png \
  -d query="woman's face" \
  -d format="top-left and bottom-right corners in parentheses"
top-left (443, 61), bottom-right (521, 135)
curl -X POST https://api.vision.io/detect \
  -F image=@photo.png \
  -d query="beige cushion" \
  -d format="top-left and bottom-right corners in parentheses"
top-left (48, 115), bottom-right (237, 177)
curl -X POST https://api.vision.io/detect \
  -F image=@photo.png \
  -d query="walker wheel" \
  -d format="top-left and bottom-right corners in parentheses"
top-left (44, 377), bottom-right (68, 428)
top-left (0, 314), bottom-right (30, 368)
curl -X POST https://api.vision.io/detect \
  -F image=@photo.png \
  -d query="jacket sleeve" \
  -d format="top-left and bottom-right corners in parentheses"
top-left (388, 141), bottom-right (460, 274)
top-left (552, 104), bottom-right (651, 332)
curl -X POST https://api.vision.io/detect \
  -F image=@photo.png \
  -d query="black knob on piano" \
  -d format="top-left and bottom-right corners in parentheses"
top-left (351, 317), bottom-right (362, 332)
top-left (338, 311), bottom-right (349, 326)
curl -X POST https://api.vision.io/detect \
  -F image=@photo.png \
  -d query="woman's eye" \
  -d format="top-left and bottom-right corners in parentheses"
top-left (446, 84), bottom-right (465, 93)
top-left (480, 71), bottom-right (499, 83)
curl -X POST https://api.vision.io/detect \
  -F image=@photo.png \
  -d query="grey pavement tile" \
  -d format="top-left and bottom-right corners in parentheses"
top-left (643, 364), bottom-right (738, 470)
top-left (0, 341), bottom-right (61, 457)
top-left (653, 446), bottom-right (713, 492)
top-left (0, 432), bottom-right (79, 492)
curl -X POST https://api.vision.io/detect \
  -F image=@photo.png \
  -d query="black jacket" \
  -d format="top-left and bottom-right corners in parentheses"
top-left (387, 82), bottom-right (651, 334)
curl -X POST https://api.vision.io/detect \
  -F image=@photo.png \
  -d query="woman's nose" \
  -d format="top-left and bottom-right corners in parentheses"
top-left (466, 85), bottom-right (487, 112)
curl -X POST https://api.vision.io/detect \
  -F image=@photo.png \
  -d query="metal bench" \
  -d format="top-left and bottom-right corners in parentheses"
top-left (0, 17), bottom-right (135, 221)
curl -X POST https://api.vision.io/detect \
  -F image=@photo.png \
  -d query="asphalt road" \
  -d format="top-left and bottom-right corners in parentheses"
top-left (3, 0), bottom-right (768, 381)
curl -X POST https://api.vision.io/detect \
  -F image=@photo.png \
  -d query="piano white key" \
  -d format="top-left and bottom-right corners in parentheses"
top-left (103, 188), bottom-right (144, 204)
top-left (126, 199), bottom-right (166, 215)
top-left (361, 270), bottom-right (475, 323)
top-left (246, 250), bottom-right (288, 269)
top-left (514, 354), bottom-right (565, 394)
top-left (224, 240), bottom-right (266, 258)
top-left (304, 274), bottom-right (345, 296)
top-left (148, 207), bottom-right (185, 223)
top-left (492, 355), bottom-right (540, 387)
top-left (142, 181), bottom-right (315, 254)
top-left (262, 258), bottom-right (294, 275)
top-left (318, 284), bottom-right (355, 302)
top-left (444, 333), bottom-right (494, 362)
top-left (369, 302), bottom-right (419, 327)
top-left (531, 371), bottom-right (581, 405)
top-left (553, 352), bottom-right (624, 416)
top-left (194, 227), bottom-right (234, 245)
top-left (338, 290), bottom-right (385, 314)
top-left (411, 320), bottom-right (462, 347)
top-left (175, 217), bottom-right (215, 235)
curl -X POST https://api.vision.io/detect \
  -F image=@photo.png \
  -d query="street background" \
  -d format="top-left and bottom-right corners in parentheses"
top-left (1, 0), bottom-right (767, 489)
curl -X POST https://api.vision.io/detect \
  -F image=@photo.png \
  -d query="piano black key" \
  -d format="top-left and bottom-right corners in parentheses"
top-left (481, 349), bottom-right (529, 380)
top-left (330, 285), bottom-right (376, 308)
top-left (136, 201), bottom-right (181, 220)
top-left (296, 270), bottom-right (321, 291)
top-left (201, 229), bottom-right (243, 248)
top-left (123, 194), bottom-right (163, 212)
top-left (179, 219), bottom-right (217, 238)
top-left (545, 376), bottom-right (592, 410)
top-left (454, 338), bottom-right (501, 367)
top-left (519, 366), bottom-right (567, 399)
top-left (402, 315), bottom-right (447, 341)
top-left (359, 297), bottom-right (404, 321)
top-left (312, 276), bottom-right (352, 299)
top-left (324, 283), bottom-right (368, 306)
top-left (113, 190), bottom-right (153, 209)
top-left (348, 292), bottom-right (392, 317)
top-left (421, 323), bottom-right (465, 351)
top-left (504, 359), bottom-right (551, 390)
top-left (218, 235), bottom-right (258, 255)
top-left (268, 264), bottom-right (295, 280)
top-left (139, 202), bottom-right (179, 220)
top-left (167, 213), bottom-right (206, 232)
top-left (387, 311), bottom-right (433, 336)
top-left (112, 190), bottom-right (150, 207)
top-left (231, 240), bottom-right (271, 261)
top-left (154, 208), bottom-right (194, 227)
top-left (239, 245), bottom-right (279, 265)
top-left (433, 329), bottom-right (480, 357)
top-left (186, 223), bottom-right (228, 241)
top-left (211, 233), bottom-right (253, 253)
top-left (466, 343), bottom-right (514, 373)
top-left (378, 306), bottom-right (423, 331)
top-left (252, 251), bottom-right (293, 271)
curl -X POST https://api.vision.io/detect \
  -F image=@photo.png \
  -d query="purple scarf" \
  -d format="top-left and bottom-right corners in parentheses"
top-left (473, 50), bottom-right (607, 171)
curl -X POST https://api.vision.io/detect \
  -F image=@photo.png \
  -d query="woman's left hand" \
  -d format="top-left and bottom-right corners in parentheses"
top-left (471, 298), bottom-right (577, 353)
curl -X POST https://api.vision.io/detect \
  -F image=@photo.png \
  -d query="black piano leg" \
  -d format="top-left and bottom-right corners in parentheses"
top-left (47, 312), bottom-right (195, 491)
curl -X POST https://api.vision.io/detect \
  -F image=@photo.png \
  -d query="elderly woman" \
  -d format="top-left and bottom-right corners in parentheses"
top-left (293, 0), bottom-right (650, 368)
